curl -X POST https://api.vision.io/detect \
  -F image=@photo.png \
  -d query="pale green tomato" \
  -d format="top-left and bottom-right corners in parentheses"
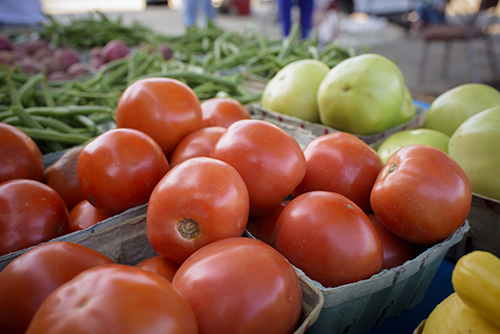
top-left (448, 106), bottom-right (500, 200)
top-left (394, 86), bottom-right (416, 126)
top-left (424, 83), bottom-right (500, 137)
top-left (377, 128), bottom-right (450, 164)
top-left (261, 59), bottom-right (330, 123)
top-left (317, 53), bottom-right (405, 135)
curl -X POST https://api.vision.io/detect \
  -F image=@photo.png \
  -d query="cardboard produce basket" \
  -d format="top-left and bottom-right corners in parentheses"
top-left (246, 221), bottom-right (469, 334)
top-left (0, 203), bottom-right (324, 334)
top-left (447, 193), bottom-right (500, 261)
top-left (250, 101), bottom-right (429, 145)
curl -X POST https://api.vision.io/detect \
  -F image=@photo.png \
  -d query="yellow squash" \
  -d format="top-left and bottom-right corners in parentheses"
top-left (421, 293), bottom-right (500, 334)
top-left (452, 251), bottom-right (500, 328)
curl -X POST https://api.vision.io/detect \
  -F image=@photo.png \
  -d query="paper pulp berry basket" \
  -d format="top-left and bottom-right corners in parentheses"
top-left (250, 100), bottom-right (429, 145)
top-left (246, 221), bottom-right (469, 334)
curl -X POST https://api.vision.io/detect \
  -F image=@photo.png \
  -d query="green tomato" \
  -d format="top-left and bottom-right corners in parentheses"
top-left (317, 53), bottom-right (405, 135)
top-left (261, 59), bottom-right (330, 123)
top-left (448, 106), bottom-right (500, 200)
top-left (394, 86), bottom-right (416, 126)
top-left (377, 128), bottom-right (450, 164)
top-left (424, 83), bottom-right (500, 137)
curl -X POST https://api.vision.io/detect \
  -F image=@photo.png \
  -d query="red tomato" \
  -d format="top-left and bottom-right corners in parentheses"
top-left (69, 200), bottom-right (113, 232)
top-left (246, 199), bottom-right (290, 247)
top-left (115, 77), bottom-right (203, 157)
top-left (25, 264), bottom-right (198, 334)
top-left (136, 255), bottom-right (180, 282)
top-left (211, 119), bottom-right (306, 217)
top-left (0, 179), bottom-right (70, 257)
top-left (43, 146), bottom-right (85, 211)
top-left (274, 191), bottom-right (383, 288)
top-left (0, 241), bottom-right (114, 334)
top-left (0, 122), bottom-right (44, 184)
top-left (367, 213), bottom-right (419, 270)
top-left (370, 145), bottom-right (472, 245)
top-left (172, 237), bottom-right (303, 334)
top-left (146, 157), bottom-right (249, 264)
top-left (78, 128), bottom-right (170, 216)
top-left (169, 126), bottom-right (225, 168)
top-left (292, 131), bottom-right (384, 212)
top-left (200, 97), bottom-right (251, 128)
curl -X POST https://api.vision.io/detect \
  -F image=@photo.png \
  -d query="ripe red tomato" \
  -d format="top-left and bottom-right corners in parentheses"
top-left (172, 237), bottom-right (303, 334)
top-left (0, 241), bottom-right (114, 334)
top-left (0, 122), bottom-right (44, 184)
top-left (211, 119), bottom-right (306, 217)
top-left (78, 128), bottom-right (170, 216)
top-left (69, 200), bottom-right (113, 232)
top-left (200, 97), bottom-right (251, 128)
top-left (246, 199), bottom-right (290, 247)
top-left (25, 264), bottom-right (198, 334)
top-left (169, 126), bottom-right (226, 168)
top-left (115, 77), bottom-right (203, 157)
top-left (136, 255), bottom-right (180, 282)
top-left (292, 131), bottom-right (384, 212)
top-left (274, 191), bottom-right (383, 288)
top-left (43, 146), bottom-right (85, 211)
top-left (370, 145), bottom-right (472, 245)
top-left (0, 179), bottom-right (70, 257)
top-left (367, 213), bottom-right (419, 270)
top-left (146, 157), bottom-right (249, 264)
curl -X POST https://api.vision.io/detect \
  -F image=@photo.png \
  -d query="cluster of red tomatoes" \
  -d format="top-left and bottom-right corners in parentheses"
top-left (0, 77), bottom-right (472, 334)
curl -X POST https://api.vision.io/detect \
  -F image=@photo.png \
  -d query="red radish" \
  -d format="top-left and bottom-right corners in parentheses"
top-left (17, 57), bottom-right (45, 74)
top-left (32, 47), bottom-right (54, 61)
top-left (53, 48), bottom-right (80, 70)
top-left (48, 71), bottom-right (69, 82)
top-left (88, 55), bottom-right (105, 70)
top-left (67, 62), bottom-right (91, 78)
top-left (0, 34), bottom-right (12, 51)
top-left (89, 46), bottom-right (103, 58)
top-left (39, 57), bottom-right (65, 74)
top-left (28, 40), bottom-right (49, 55)
top-left (101, 39), bottom-right (129, 62)
top-left (158, 43), bottom-right (173, 60)
top-left (10, 49), bottom-right (28, 60)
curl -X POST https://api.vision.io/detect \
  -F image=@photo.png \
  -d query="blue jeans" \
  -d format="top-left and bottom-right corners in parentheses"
top-left (184, 0), bottom-right (216, 27)
top-left (278, 0), bottom-right (314, 38)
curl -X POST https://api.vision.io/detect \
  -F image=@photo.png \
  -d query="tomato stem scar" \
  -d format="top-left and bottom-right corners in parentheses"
top-left (176, 218), bottom-right (201, 240)
top-left (384, 162), bottom-right (398, 177)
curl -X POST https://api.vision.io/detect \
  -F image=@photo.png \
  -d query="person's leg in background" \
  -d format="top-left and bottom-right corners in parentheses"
top-left (184, 0), bottom-right (198, 27)
top-left (278, 0), bottom-right (293, 37)
top-left (202, 0), bottom-right (216, 27)
top-left (298, 0), bottom-right (314, 38)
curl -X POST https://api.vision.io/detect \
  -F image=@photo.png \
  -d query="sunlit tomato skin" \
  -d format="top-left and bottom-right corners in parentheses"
top-left (136, 255), bottom-right (180, 282)
top-left (0, 179), bottom-right (70, 257)
top-left (172, 237), bottom-right (303, 334)
top-left (169, 126), bottom-right (226, 168)
top-left (115, 77), bottom-right (203, 157)
top-left (69, 200), bottom-right (113, 232)
top-left (25, 264), bottom-right (198, 334)
top-left (78, 128), bottom-right (170, 216)
top-left (246, 200), bottom-right (290, 247)
top-left (367, 213), bottom-right (419, 270)
top-left (200, 97), bottom-right (251, 128)
top-left (0, 122), bottom-right (44, 184)
top-left (292, 132), bottom-right (384, 212)
top-left (146, 157), bottom-right (250, 264)
top-left (0, 241), bottom-right (114, 334)
top-left (43, 146), bottom-right (85, 211)
top-left (211, 119), bottom-right (306, 217)
top-left (274, 191), bottom-right (383, 288)
top-left (370, 145), bottom-right (472, 245)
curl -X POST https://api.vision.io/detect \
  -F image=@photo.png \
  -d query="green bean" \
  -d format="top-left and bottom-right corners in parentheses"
top-left (24, 105), bottom-right (113, 117)
top-left (133, 71), bottom-right (237, 88)
top-left (75, 115), bottom-right (97, 134)
top-left (277, 23), bottom-right (300, 61)
top-left (18, 73), bottom-right (45, 106)
top-left (3, 115), bottom-right (81, 134)
top-left (10, 105), bottom-right (44, 130)
top-left (40, 77), bottom-right (55, 107)
top-left (15, 126), bottom-right (93, 144)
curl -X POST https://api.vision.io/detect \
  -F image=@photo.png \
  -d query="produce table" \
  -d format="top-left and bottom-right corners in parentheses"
top-left (368, 257), bottom-right (455, 333)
